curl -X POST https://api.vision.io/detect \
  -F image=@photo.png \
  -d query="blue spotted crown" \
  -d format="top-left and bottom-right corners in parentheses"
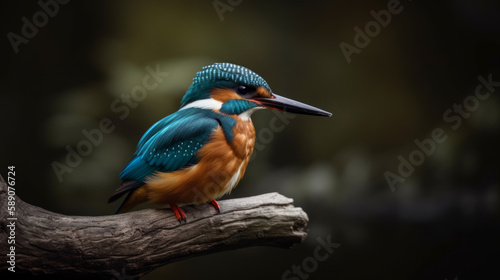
top-left (181, 63), bottom-right (272, 107)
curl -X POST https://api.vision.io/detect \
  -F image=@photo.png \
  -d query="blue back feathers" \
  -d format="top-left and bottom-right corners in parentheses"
top-left (181, 63), bottom-right (272, 107)
top-left (120, 108), bottom-right (236, 182)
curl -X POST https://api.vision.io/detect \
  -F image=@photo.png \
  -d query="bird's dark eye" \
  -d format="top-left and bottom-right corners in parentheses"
top-left (236, 85), bottom-right (257, 95)
top-left (237, 85), bottom-right (253, 95)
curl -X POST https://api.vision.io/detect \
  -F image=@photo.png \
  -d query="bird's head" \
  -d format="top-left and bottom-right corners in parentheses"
top-left (180, 63), bottom-right (332, 119)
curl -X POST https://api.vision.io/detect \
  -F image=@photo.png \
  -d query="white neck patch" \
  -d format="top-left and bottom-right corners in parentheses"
top-left (180, 98), bottom-right (223, 111)
top-left (239, 107), bottom-right (263, 121)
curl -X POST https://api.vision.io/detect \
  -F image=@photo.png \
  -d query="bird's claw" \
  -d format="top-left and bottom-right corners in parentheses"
top-left (170, 204), bottom-right (187, 223)
top-left (210, 200), bottom-right (220, 214)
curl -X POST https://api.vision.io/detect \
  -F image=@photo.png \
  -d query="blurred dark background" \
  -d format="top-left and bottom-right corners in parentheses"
top-left (1, 0), bottom-right (499, 279)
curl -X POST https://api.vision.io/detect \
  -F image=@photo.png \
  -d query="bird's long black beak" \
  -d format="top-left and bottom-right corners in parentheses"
top-left (252, 94), bottom-right (332, 117)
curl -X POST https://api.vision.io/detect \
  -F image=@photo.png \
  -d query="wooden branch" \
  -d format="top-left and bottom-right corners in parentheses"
top-left (0, 175), bottom-right (308, 279)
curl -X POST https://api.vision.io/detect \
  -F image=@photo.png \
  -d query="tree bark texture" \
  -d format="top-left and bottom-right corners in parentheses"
top-left (0, 175), bottom-right (308, 279)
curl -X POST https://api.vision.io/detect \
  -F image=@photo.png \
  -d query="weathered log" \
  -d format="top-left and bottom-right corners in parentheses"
top-left (0, 175), bottom-right (308, 279)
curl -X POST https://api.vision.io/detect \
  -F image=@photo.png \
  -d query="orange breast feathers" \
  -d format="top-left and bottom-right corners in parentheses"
top-left (143, 117), bottom-right (256, 205)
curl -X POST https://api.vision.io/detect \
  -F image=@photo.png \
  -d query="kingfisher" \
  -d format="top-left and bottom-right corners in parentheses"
top-left (108, 63), bottom-right (331, 221)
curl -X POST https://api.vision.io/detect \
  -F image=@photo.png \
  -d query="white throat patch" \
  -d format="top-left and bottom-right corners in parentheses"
top-left (239, 107), bottom-right (263, 121)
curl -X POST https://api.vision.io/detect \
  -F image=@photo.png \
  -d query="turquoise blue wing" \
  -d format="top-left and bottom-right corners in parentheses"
top-left (120, 108), bottom-right (219, 182)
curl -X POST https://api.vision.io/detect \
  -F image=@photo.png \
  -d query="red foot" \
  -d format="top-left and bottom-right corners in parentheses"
top-left (210, 200), bottom-right (220, 213)
top-left (170, 204), bottom-right (187, 222)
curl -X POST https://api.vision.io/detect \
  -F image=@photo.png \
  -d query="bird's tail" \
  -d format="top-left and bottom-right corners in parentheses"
top-left (109, 180), bottom-right (147, 214)
top-left (114, 191), bottom-right (133, 214)
top-left (113, 187), bottom-right (148, 214)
